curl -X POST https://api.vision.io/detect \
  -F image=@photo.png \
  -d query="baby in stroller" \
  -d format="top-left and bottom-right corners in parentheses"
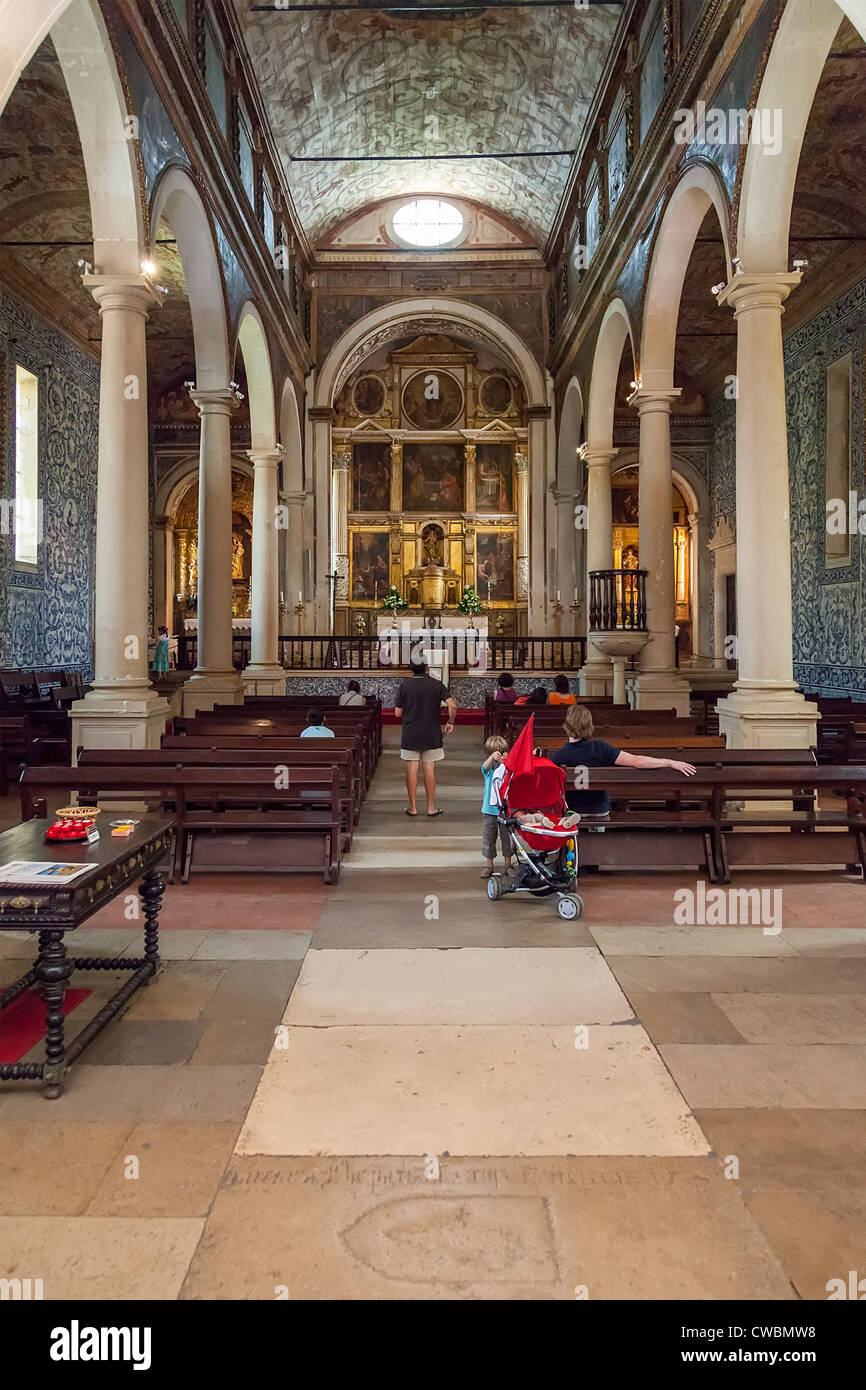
top-left (485, 729), bottom-right (584, 920)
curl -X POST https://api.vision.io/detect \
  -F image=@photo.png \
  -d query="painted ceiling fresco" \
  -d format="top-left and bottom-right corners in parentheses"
top-left (235, 0), bottom-right (622, 247)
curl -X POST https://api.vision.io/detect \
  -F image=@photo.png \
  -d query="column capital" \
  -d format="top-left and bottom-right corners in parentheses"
top-left (331, 444), bottom-right (351, 470)
top-left (83, 272), bottom-right (162, 317)
top-left (716, 270), bottom-right (801, 316)
top-left (154, 514), bottom-right (175, 533)
top-left (580, 444), bottom-right (618, 469)
top-left (189, 386), bottom-right (242, 416)
top-left (627, 387), bottom-right (681, 413)
top-left (247, 447), bottom-right (284, 470)
top-left (514, 449), bottom-right (529, 474)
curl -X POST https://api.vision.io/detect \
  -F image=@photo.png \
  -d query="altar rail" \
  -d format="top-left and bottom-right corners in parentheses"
top-left (174, 634), bottom-right (586, 674)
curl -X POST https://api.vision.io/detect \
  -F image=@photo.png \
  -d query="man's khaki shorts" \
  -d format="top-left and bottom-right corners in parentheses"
top-left (400, 747), bottom-right (445, 763)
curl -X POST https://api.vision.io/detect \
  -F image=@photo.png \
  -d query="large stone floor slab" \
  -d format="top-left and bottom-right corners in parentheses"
top-left (0, 1216), bottom-right (203, 1299)
top-left (236, 1024), bottom-right (709, 1157)
top-left (661, 1044), bottom-right (866, 1108)
top-left (713, 992), bottom-right (866, 1044)
top-left (86, 1122), bottom-right (241, 1217)
top-left (0, 1065), bottom-right (263, 1123)
top-left (589, 925), bottom-right (796, 957)
top-left (181, 1155), bottom-right (792, 1301)
top-left (607, 955), bottom-right (866, 996)
top-left (285, 948), bottom-right (632, 1026)
top-left (628, 991), bottom-right (746, 1045)
top-left (0, 1122), bottom-right (132, 1216)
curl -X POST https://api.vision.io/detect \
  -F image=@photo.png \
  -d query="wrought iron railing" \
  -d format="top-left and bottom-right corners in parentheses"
top-left (174, 634), bottom-right (586, 673)
top-left (588, 569), bottom-right (648, 632)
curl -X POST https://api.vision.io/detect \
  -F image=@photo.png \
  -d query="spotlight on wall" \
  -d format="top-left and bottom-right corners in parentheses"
top-left (76, 258), bottom-right (93, 275)
top-left (793, 256), bottom-right (809, 271)
top-left (630, 380), bottom-right (640, 391)
top-left (141, 259), bottom-right (157, 277)
top-left (184, 380), bottom-right (195, 391)
top-left (711, 282), bottom-right (726, 296)
top-left (731, 256), bottom-right (741, 267)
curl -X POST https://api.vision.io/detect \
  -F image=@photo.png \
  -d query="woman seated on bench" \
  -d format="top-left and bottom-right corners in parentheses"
top-left (546, 704), bottom-right (696, 817)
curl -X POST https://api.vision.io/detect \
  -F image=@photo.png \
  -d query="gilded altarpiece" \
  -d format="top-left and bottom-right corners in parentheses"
top-left (332, 335), bottom-right (528, 635)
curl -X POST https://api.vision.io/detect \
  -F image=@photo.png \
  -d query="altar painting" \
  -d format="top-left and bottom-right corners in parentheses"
top-left (476, 532), bottom-right (515, 601)
top-left (352, 442), bottom-right (391, 511)
top-left (351, 531), bottom-right (390, 600)
top-left (475, 443), bottom-right (513, 513)
top-left (402, 442), bottom-right (465, 512)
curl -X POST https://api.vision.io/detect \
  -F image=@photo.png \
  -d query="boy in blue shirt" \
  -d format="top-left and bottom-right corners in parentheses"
top-left (300, 707), bottom-right (335, 738)
top-left (481, 735), bottom-right (513, 879)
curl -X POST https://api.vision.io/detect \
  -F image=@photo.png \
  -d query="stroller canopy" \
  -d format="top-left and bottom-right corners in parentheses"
top-left (502, 758), bottom-right (567, 814)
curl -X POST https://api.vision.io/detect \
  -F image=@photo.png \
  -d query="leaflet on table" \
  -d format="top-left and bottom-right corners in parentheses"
top-left (0, 860), bottom-right (93, 885)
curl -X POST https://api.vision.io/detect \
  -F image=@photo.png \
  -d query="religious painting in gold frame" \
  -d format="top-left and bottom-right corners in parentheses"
top-left (351, 531), bottom-right (389, 601)
top-left (476, 531), bottom-right (515, 601)
top-left (475, 443), bottom-right (514, 513)
top-left (401, 370), bottom-right (464, 430)
top-left (402, 441), bottom-right (465, 512)
top-left (351, 442), bottom-right (391, 511)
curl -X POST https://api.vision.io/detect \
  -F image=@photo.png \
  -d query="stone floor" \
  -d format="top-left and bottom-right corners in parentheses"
top-left (1, 726), bottom-right (865, 1299)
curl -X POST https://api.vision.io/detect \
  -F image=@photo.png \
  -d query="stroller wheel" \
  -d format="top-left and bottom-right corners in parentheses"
top-left (486, 875), bottom-right (502, 900)
top-left (556, 894), bottom-right (583, 920)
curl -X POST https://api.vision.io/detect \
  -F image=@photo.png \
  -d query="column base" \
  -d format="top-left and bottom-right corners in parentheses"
top-left (182, 670), bottom-right (244, 715)
top-left (716, 683), bottom-right (819, 749)
top-left (631, 670), bottom-right (692, 717)
top-left (70, 688), bottom-right (169, 758)
top-left (242, 664), bottom-right (287, 697)
top-left (578, 660), bottom-right (612, 697)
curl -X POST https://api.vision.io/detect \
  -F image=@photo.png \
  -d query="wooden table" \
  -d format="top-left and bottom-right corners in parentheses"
top-left (0, 815), bottom-right (175, 1097)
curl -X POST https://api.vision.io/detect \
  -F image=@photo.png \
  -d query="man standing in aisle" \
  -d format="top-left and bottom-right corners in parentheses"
top-left (395, 659), bottom-right (457, 818)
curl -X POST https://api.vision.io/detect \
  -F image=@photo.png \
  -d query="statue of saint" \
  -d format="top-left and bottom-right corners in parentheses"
top-left (188, 539), bottom-right (198, 590)
top-left (232, 534), bottom-right (245, 579)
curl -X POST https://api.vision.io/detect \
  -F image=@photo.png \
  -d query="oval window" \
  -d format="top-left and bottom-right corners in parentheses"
top-left (391, 199), bottom-right (465, 249)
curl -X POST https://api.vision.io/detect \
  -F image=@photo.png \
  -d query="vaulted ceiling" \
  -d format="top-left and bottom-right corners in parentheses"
top-left (236, 0), bottom-right (622, 248)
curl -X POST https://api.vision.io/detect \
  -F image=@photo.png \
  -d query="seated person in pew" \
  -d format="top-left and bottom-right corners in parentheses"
top-left (547, 674), bottom-right (576, 706)
top-left (338, 680), bottom-right (365, 707)
top-left (545, 704), bottom-right (696, 818)
top-left (300, 707), bottom-right (335, 738)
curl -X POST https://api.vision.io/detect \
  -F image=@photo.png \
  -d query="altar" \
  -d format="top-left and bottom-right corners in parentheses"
top-left (184, 618), bottom-right (251, 634)
top-left (376, 615), bottom-right (488, 686)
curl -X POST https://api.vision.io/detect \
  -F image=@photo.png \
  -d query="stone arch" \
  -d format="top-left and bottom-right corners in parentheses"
top-left (586, 298), bottom-right (636, 449)
top-left (1, 0), bottom-right (147, 274)
top-left (314, 296), bottom-right (547, 409)
top-left (150, 165), bottom-right (231, 390)
top-left (735, 0), bottom-right (866, 272)
top-left (640, 162), bottom-right (732, 392)
top-left (235, 302), bottom-right (276, 452)
top-left (611, 447), bottom-right (712, 660)
top-left (279, 377), bottom-right (304, 493)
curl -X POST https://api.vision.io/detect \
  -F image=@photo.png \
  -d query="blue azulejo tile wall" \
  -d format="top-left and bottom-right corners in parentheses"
top-left (785, 278), bottom-right (866, 698)
top-left (0, 288), bottom-right (99, 679)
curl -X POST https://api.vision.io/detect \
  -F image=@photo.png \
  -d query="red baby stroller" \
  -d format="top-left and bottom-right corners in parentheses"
top-left (485, 717), bottom-right (583, 921)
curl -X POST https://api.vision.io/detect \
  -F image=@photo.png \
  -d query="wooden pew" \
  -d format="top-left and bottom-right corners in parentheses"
top-left (219, 695), bottom-right (384, 755)
top-left (20, 764), bottom-right (343, 884)
top-left (571, 764), bottom-right (866, 881)
top-left (79, 744), bottom-right (360, 846)
top-left (162, 732), bottom-right (369, 797)
top-left (176, 712), bottom-right (379, 783)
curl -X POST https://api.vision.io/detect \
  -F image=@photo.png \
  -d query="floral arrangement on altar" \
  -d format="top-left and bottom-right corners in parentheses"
top-left (380, 584), bottom-right (408, 613)
top-left (457, 584), bottom-right (484, 616)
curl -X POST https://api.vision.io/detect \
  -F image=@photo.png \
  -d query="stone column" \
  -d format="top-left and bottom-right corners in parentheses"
top-left (715, 272), bottom-right (817, 747)
top-left (688, 509), bottom-right (711, 662)
top-left (282, 489), bottom-right (306, 630)
top-left (244, 446), bottom-right (285, 695)
top-left (153, 515), bottom-right (174, 636)
top-left (71, 274), bottom-right (167, 752)
top-left (628, 388), bottom-right (691, 714)
top-left (183, 386), bottom-right (243, 713)
top-left (514, 448), bottom-right (529, 606)
top-left (579, 445), bottom-right (616, 695)
top-left (308, 404), bottom-right (333, 632)
top-left (331, 442), bottom-right (351, 605)
top-left (554, 488), bottom-right (578, 624)
top-left (527, 412), bottom-right (549, 634)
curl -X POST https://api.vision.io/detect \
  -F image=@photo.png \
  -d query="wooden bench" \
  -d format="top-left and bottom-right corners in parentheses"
top-left (19, 764), bottom-right (344, 884)
top-left (572, 764), bottom-right (866, 881)
top-left (214, 696), bottom-right (384, 756)
top-left (162, 732), bottom-right (369, 797)
top-left (79, 744), bottom-right (360, 847)
top-left (175, 713), bottom-right (379, 784)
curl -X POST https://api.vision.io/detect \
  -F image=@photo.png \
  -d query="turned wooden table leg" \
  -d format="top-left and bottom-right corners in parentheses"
top-left (38, 929), bottom-right (72, 1098)
top-left (140, 868), bottom-right (165, 977)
